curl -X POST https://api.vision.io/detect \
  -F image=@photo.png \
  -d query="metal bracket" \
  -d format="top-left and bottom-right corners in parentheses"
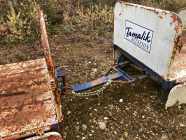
top-left (55, 67), bottom-right (65, 93)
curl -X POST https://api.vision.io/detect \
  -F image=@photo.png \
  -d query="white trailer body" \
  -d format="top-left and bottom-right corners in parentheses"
top-left (113, 2), bottom-right (186, 108)
top-left (113, 2), bottom-right (183, 81)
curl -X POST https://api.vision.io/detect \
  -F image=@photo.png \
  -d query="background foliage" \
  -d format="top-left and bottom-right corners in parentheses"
top-left (0, 0), bottom-right (186, 46)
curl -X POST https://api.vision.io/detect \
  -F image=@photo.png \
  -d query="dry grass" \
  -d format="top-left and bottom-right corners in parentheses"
top-left (62, 4), bottom-right (113, 38)
top-left (0, 0), bottom-right (186, 46)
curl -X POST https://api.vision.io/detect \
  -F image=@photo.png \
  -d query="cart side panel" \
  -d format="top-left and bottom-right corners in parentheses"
top-left (0, 58), bottom-right (58, 139)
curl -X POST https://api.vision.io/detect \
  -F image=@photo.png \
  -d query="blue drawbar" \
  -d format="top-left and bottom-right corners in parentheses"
top-left (72, 71), bottom-right (132, 93)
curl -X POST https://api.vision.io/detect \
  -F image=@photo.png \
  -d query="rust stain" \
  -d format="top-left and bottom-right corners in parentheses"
top-left (39, 10), bottom-right (62, 124)
top-left (159, 15), bottom-right (163, 19)
top-left (171, 14), bottom-right (178, 23)
top-left (48, 135), bottom-right (63, 140)
top-left (39, 10), bottom-right (55, 79)
top-left (170, 13), bottom-right (183, 33)
top-left (0, 58), bottom-right (58, 139)
top-left (167, 14), bottom-right (183, 79)
top-left (168, 30), bottom-right (186, 81)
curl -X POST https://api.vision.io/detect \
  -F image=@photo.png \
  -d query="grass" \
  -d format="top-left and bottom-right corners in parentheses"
top-left (0, 0), bottom-right (186, 46)
top-left (62, 4), bottom-right (113, 38)
top-left (0, 0), bottom-right (39, 46)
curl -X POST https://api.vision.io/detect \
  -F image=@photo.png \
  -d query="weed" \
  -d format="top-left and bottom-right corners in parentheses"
top-left (63, 4), bottom-right (113, 38)
top-left (0, 0), bottom-right (39, 45)
top-left (0, 0), bottom-right (185, 46)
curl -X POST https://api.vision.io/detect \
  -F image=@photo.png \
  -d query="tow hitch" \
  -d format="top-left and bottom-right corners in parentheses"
top-left (71, 62), bottom-right (146, 96)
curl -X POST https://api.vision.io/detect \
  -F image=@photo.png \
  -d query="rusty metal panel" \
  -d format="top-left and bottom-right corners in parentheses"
top-left (39, 10), bottom-right (55, 78)
top-left (39, 10), bottom-right (62, 123)
top-left (168, 30), bottom-right (186, 81)
top-left (114, 2), bottom-right (183, 80)
top-left (25, 132), bottom-right (63, 140)
top-left (0, 58), bottom-right (58, 139)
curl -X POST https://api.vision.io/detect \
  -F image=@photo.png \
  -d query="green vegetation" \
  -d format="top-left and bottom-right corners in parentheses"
top-left (63, 4), bottom-right (113, 38)
top-left (0, 0), bottom-right (186, 46)
top-left (0, 0), bottom-right (62, 45)
top-left (0, 0), bottom-right (39, 45)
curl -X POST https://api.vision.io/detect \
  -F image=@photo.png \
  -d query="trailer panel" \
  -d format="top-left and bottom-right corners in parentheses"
top-left (0, 58), bottom-right (58, 139)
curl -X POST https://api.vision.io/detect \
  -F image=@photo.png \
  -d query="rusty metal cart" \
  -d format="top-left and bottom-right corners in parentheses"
top-left (0, 10), bottom-right (64, 140)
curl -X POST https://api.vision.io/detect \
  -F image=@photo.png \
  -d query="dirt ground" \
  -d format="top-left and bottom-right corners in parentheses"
top-left (0, 31), bottom-right (186, 140)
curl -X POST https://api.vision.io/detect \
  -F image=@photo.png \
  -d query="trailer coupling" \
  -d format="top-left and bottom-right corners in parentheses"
top-left (69, 63), bottom-right (146, 95)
